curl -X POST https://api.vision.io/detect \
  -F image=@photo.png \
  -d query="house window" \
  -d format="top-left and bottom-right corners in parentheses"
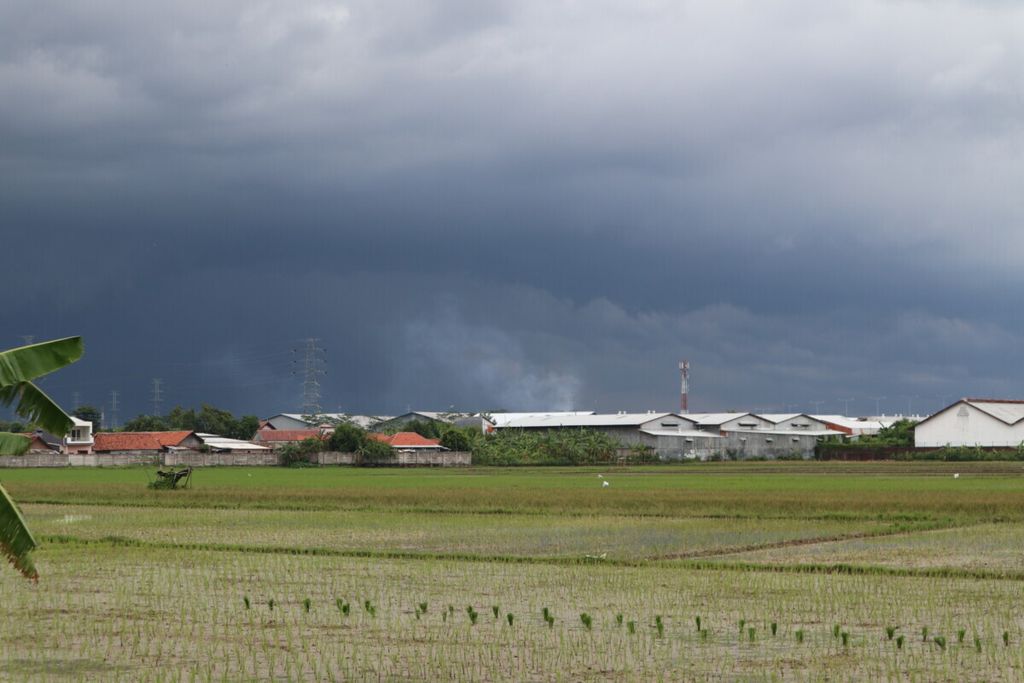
top-left (766, 438), bottom-right (774, 443)
top-left (660, 422), bottom-right (679, 428)
top-left (791, 437), bottom-right (800, 443)
top-left (738, 422), bottom-right (758, 428)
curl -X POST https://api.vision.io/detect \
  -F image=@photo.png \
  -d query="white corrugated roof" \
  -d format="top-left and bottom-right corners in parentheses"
top-left (758, 413), bottom-right (806, 424)
top-left (727, 428), bottom-right (846, 437)
top-left (965, 400), bottom-right (1024, 425)
top-left (500, 412), bottom-right (689, 429)
top-left (280, 413), bottom-right (389, 429)
top-left (686, 413), bottom-right (757, 426)
top-left (640, 429), bottom-right (722, 438)
top-left (486, 411), bottom-right (596, 427)
top-left (196, 434), bottom-right (271, 451)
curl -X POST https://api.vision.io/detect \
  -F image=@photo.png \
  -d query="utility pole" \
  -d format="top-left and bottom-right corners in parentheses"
top-left (293, 338), bottom-right (325, 417)
top-left (868, 396), bottom-right (886, 416)
top-left (110, 390), bottom-right (119, 430)
top-left (838, 397), bottom-right (855, 416)
top-left (152, 378), bottom-right (163, 416)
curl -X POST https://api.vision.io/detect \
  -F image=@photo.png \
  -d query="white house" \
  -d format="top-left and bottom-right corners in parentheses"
top-left (914, 399), bottom-right (1024, 448)
top-left (64, 416), bottom-right (94, 454)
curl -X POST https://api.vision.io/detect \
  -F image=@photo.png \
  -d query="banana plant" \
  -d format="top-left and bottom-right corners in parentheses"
top-left (0, 336), bottom-right (84, 579)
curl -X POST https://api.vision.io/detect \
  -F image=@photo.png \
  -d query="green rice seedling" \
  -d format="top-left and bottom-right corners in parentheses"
top-left (580, 613), bottom-right (593, 630)
top-left (243, 595), bottom-right (250, 610)
top-left (340, 601), bottom-right (350, 616)
top-left (695, 616), bottom-right (701, 632)
top-left (700, 628), bottom-right (709, 642)
top-left (442, 610), bottom-right (447, 623)
top-left (268, 599), bottom-right (275, 611)
top-left (303, 597), bottom-right (312, 613)
top-left (467, 607), bottom-right (478, 625)
top-left (545, 614), bottom-right (554, 628)
top-left (896, 635), bottom-right (905, 649)
top-left (748, 627), bottom-right (756, 642)
top-left (506, 613), bottom-right (514, 627)
top-left (418, 602), bottom-right (427, 614)
top-left (832, 624), bottom-right (841, 639)
top-left (627, 620), bottom-right (636, 635)
top-left (795, 629), bottom-right (804, 643)
top-left (615, 613), bottom-right (623, 626)
top-left (885, 626), bottom-right (897, 640)
top-left (414, 606), bottom-right (421, 620)
top-left (1003, 630), bottom-right (1010, 646)
top-left (934, 635), bottom-right (946, 651)
top-left (841, 632), bottom-right (849, 647)
top-left (492, 605), bottom-right (499, 619)
top-left (957, 629), bottom-right (965, 643)
top-left (542, 607), bottom-right (550, 622)
top-left (770, 621), bottom-right (777, 636)
top-left (655, 615), bottom-right (664, 638)
top-left (975, 636), bottom-right (982, 652)
top-left (921, 626), bottom-right (928, 642)
top-left (738, 618), bottom-right (746, 634)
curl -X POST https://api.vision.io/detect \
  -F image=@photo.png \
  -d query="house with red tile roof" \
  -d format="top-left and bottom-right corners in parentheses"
top-left (92, 431), bottom-right (202, 453)
top-left (367, 432), bottom-right (446, 451)
top-left (251, 428), bottom-right (328, 449)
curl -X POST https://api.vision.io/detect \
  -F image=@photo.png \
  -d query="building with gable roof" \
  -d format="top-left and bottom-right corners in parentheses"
top-left (914, 399), bottom-right (1024, 448)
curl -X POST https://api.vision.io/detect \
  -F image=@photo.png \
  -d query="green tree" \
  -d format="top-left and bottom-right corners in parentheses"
top-left (73, 404), bottom-right (103, 433)
top-left (121, 414), bottom-right (169, 432)
top-left (0, 336), bottom-right (84, 579)
top-left (440, 428), bottom-right (472, 451)
top-left (329, 423), bottom-right (367, 452)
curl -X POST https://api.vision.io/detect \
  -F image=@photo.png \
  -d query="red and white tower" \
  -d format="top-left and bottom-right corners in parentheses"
top-left (679, 360), bottom-right (690, 414)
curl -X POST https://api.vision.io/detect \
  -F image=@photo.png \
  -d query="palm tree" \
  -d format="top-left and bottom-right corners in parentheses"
top-left (0, 336), bottom-right (84, 579)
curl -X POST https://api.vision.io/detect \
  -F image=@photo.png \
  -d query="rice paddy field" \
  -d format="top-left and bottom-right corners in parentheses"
top-left (3, 461), bottom-right (1024, 681)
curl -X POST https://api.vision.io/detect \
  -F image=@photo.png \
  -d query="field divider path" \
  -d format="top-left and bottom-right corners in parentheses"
top-left (646, 518), bottom-right (972, 561)
top-left (37, 520), bottom-right (1023, 582)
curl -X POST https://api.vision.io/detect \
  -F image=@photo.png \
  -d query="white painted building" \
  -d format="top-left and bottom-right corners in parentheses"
top-left (64, 416), bottom-right (94, 454)
top-left (496, 412), bottom-right (721, 460)
top-left (914, 399), bottom-right (1024, 448)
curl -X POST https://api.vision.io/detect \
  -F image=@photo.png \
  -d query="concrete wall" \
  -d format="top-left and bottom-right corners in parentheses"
top-left (0, 453), bottom-right (69, 467)
top-left (164, 451), bottom-right (283, 467)
top-left (915, 402), bottom-right (1024, 448)
top-left (393, 451), bottom-right (471, 466)
top-left (0, 450), bottom-right (471, 467)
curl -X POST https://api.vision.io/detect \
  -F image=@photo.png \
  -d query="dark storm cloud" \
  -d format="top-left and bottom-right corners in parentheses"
top-left (4, 1), bottom-right (1024, 419)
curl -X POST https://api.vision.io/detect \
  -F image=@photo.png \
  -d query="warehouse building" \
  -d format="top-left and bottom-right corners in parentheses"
top-left (914, 399), bottom-right (1024, 448)
top-left (495, 412), bottom-right (721, 460)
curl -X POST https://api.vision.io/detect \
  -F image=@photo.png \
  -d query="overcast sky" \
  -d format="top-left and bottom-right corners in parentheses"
top-left (3, 1), bottom-right (1024, 421)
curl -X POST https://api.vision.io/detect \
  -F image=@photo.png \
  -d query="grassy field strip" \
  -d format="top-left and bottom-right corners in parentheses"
top-left (2, 463), bottom-right (1022, 525)
top-left (38, 532), bottom-right (1024, 582)
top-left (6, 544), bottom-right (1024, 680)
top-left (646, 518), bottom-right (960, 561)
top-left (714, 521), bottom-right (1024, 573)
top-left (22, 503), bottom-right (901, 560)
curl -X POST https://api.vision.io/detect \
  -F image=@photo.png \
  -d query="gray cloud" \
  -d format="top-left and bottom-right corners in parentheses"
top-left (4, 1), bottom-right (1024, 418)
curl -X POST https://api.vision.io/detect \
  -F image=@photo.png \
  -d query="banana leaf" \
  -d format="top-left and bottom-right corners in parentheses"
top-left (0, 336), bottom-right (83, 384)
top-left (0, 336), bottom-right (83, 437)
top-left (0, 483), bottom-right (38, 580)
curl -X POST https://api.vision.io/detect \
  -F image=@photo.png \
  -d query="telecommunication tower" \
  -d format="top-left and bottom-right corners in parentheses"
top-left (678, 360), bottom-right (690, 414)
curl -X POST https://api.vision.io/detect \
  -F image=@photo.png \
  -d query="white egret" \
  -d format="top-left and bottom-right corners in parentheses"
top-left (602, 480), bottom-right (610, 488)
